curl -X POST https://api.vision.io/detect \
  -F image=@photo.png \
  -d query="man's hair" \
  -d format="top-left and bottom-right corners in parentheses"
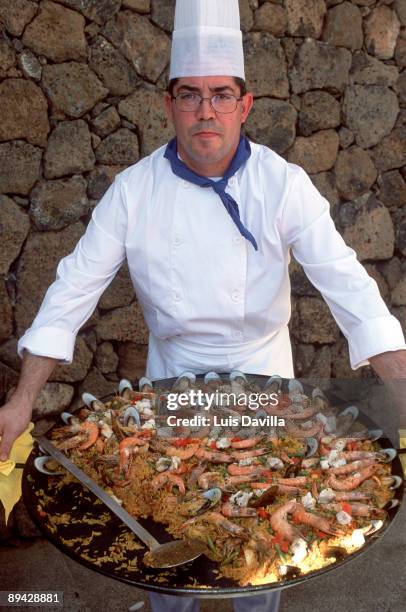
top-left (167, 77), bottom-right (247, 97)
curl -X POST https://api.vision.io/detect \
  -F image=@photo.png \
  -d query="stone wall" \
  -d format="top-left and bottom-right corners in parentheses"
top-left (0, 0), bottom-right (405, 417)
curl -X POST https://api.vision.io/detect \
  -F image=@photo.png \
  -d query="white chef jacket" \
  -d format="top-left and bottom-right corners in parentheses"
top-left (18, 142), bottom-right (406, 379)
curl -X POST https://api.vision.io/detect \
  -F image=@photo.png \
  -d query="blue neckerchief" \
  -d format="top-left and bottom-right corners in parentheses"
top-left (164, 135), bottom-right (258, 251)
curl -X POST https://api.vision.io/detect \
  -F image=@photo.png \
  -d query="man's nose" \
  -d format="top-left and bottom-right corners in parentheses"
top-left (196, 98), bottom-right (216, 120)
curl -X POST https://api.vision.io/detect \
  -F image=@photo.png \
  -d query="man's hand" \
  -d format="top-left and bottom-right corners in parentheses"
top-left (369, 350), bottom-right (406, 430)
top-left (0, 396), bottom-right (32, 461)
top-left (0, 351), bottom-right (58, 460)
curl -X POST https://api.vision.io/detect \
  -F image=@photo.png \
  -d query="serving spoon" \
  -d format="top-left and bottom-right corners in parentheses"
top-left (35, 435), bottom-right (207, 568)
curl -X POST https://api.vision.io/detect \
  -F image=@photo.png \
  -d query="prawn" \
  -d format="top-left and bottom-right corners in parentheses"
top-left (326, 490), bottom-right (373, 502)
top-left (285, 420), bottom-right (322, 438)
top-left (221, 503), bottom-right (257, 518)
top-left (275, 476), bottom-right (308, 486)
top-left (227, 463), bottom-right (262, 476)
top-left (328, 465), bottom-right (377, 491)
top-left (151, 471), bottom-right (186, 495)
top-left (195, 448), bottom-right (233, 463)
top-left (230, 448), bottom-right (270, 460)
top-left (55, 422), bottom-right (99, 451)
top-left (204, 512), bottom-right (248, 536)
top-left (269, 500), bottom-right (302, 543)
top-left (231, 437), bottom-right (263, 449)
top-left (166, 443), bottom-right (200, 460)
top-left (328, 458), bottom-right (376, 475)
top-left (292, 504), bottom-right (337, 535)
top-left (198, 471), bottom-right (224, 489)
top-left (323, 502), bottom-right (385, 518)
top-left (119, 436), bottom-right (148, 474)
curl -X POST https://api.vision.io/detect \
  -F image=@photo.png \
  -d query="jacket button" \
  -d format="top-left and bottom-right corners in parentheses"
top-left (182, 180), bottom-right (190, 189)
top-left (173, 291), bottom-right (182, 302)
top-left (233, 236), bottom-right (242, 244)
top-left (174, 236), bottom-right (181, 246)
top-left (231, 290), bottom-right (241, 302)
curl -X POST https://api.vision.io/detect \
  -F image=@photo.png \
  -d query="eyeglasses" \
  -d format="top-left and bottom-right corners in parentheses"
top-left (172, 92), bottom-right (243, 114)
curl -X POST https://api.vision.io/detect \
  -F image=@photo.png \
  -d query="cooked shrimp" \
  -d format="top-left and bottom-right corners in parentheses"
top-left (119, 436), bottom-right (149, 473)
top-left (275, 484), bottom-right (302, 496)
top-left (323, 502), bottom-right (385, 518)
top-left (221, 503), bottom-right (257, 518)
top-left (292, 504), bottom-right (336, 535)
top-left (328, 465), bottom-right (376, 491)
top-left (285, 420), bottom-right (322, 438)
top-left (230, 448), bottom-right (270, 460)
top-left (227, 463), bottom-right (262, 476)
top-left (338, 451), bottom-right (376, 461)
top-left (225, 474), bottom-right (261, 486)
top-left (231, 437), bottom-right (263, 449)
top-left (198, 471), bottom-right (224, 490)
top-left (276, 476), bottom-right (308, 486)
top-left (328, 458), bottom-right (376, 475)
top-left (269, 500), bottom-right (301, 543)
top-left (285, 406), bottom-right (317, 420)
top-left (166, 443), bottom-right (200, 460)
top-left (187, 462), bottom-right (207, 486)
top-left (204, 512), bottom-right (247, 536)
top-left (329, 490), bottom-right (373, 501)
top-left (151, 472), bottom-right (185, 495)
top-left (195, 448), bottom-right (233, 463)
top-left (55, 422), bottom-right (99, 451)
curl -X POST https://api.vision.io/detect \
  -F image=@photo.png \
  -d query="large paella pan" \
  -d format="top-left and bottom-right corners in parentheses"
top-left (23, 373), bottom-right (404, 598)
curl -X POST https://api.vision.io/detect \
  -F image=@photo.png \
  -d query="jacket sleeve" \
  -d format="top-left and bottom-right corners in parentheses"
top-left (280, 165), bottom-right (406, 370)
top-left (17, 176), bottom-right (128, 363)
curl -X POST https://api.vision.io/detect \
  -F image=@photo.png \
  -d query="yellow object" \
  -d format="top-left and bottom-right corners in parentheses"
top-left (400, 429), bottom-right (406, 477)
top-left (0, 423), bottom-right (34, 523)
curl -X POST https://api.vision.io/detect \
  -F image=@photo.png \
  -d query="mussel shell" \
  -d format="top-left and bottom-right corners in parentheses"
top-left (338, 405), bottom-right (359, 421)
top-left (118, 379), bottom-right (133, 395)
top-left (204, 371), bottom-right (221, 384)
top-left (279, 565), bottom-right (301, 579)
top-left (202, 487), bottom-right (222, 505)
top-left (389, 476), bottom-right (403, 490)
top-left (364, 519), bottom-right (386, 536)
top-left (312, 387), bottom-right (326, 400)
top-left (229, 370), bottom-right (247, 382)
top-left (288, 379), bottom-right (304, 394)
top-left (322, 546), bottom-right (347, 560)
top-left (82, 392), bottom-right (100, 408)
top-left (263, 375), bottom-right (282, 391)
top-left (138, 376), bottom-right (153, 391)
top-left (34, 456), bottom-right (64, 476)
top-left (173, 371), bottom-right (196, 388)
top-left (383, 499), bottom-right (400, 510)
top-left (249, 485), bottom-right (278, 508)
top-left (376, 449), bottom-right (397, 463)
top-left (304, 437), bottom-right (319, 458)
top-left (123, 406), bottom-right (141, 428)
top-left (367, 429), bottom-right (383, 441)
top-left (60, 411), bottom-right (75, 424)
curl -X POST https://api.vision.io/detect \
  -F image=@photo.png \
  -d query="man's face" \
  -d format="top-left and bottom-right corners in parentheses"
top-left (164, 76), bottom-right (253, 174)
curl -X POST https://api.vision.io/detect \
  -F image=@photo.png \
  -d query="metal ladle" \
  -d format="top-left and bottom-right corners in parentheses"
top-left (35, 435), bottom-right (207, 568)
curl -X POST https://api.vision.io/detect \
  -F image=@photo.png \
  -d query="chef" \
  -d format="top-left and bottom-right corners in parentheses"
top-left (0, 0), bottom-right (405, 610)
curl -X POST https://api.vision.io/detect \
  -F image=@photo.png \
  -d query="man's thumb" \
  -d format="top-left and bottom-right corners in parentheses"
top-left (0, 432), bottom-right (13, 461)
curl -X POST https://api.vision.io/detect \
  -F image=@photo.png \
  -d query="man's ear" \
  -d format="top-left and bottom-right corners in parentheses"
top-left (164, 92), bottom-right (174, 123)
top-left (240, 92), bottom-right (254, 125)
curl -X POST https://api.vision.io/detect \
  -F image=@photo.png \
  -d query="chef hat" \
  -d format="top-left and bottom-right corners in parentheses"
top-left (170, 0), bottom-right (245, 80)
